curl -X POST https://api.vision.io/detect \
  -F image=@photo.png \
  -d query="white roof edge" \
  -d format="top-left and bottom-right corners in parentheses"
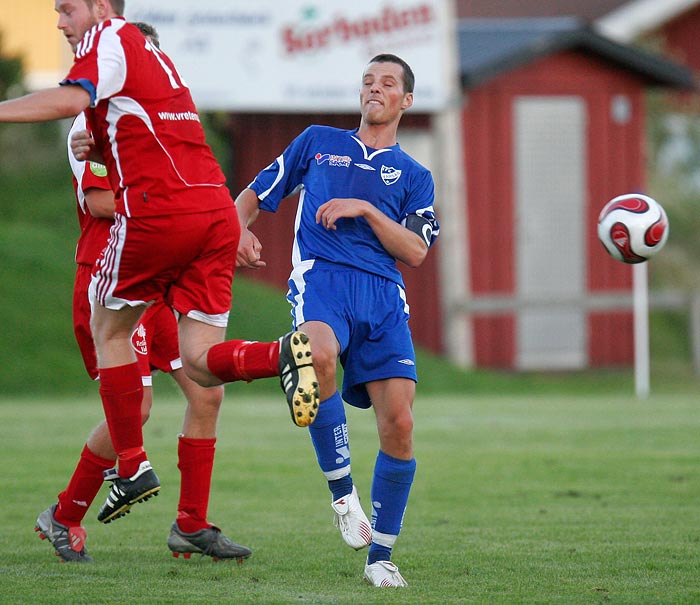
top-left (594, 0), bottom-right (699, 42)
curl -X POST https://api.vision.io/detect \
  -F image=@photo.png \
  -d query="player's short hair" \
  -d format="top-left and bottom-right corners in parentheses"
top-left (368, 54), bottom-right (415, 94)
top-left (131, 22), bottom-right (160, 48)
top-left (109, 0), bottom-right (125, 15)
top-left (82, 0), bottom-right (125, 17)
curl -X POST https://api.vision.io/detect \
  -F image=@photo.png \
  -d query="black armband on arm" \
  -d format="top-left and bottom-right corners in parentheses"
top-left (403, 214), bottom-right (434, 247)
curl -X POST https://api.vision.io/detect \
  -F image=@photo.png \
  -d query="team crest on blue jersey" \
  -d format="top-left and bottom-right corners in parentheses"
top-left (381, 165), bottom-right (402, 185)
top-left (315, 152), bottom-right (351, 167)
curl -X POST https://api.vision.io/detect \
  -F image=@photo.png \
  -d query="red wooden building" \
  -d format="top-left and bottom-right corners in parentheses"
top-left (595, 1), bottom-right (700, 110)
top-left (457, 18), bottom-right (692, 369)
top-left (224, 17), bottom-right (692, 370)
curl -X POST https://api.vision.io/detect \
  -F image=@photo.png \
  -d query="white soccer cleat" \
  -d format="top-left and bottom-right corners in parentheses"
top-left (331, 485), bottom-right (372, 550)
top-left (363, 560), bottom-right (408, 587)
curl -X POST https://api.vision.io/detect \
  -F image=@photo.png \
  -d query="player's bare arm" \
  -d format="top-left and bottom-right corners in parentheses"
top-left (234, 187), bottom-right (266, 269)
top-left (317, 197), bottom-right (429, 268)
top-left (84, 187), bottom-right (116, 219)
top-left (0, 85), bottom-right (90, 123)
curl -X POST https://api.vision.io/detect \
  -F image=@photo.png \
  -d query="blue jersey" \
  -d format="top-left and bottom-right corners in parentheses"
top-left (249, 125), bottom-right (439, 287)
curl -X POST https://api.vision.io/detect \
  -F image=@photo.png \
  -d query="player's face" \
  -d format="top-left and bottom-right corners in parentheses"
top-left (55, 0), bottom-right (101, 51)
top-left (360, 61), bottom-right (413, 127)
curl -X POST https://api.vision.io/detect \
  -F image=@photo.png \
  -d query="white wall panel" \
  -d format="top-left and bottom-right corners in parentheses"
top-left (514, 96), bottom-right (587, 369)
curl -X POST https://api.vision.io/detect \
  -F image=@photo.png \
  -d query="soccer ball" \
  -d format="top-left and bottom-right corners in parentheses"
top-left (597, 193), bottom-right (669, 264)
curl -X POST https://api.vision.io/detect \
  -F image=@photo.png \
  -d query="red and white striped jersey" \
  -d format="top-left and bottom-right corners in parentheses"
top-left (61, 18), bottom-right (232, 218)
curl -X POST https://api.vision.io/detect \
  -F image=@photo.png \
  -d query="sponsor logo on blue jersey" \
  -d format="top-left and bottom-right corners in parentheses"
top-left (315, 152), bottom-right (351, 167)
top-left (381, 165), bottom-right (402, 185)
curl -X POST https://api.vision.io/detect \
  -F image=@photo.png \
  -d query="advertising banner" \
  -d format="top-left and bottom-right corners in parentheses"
top-left (126, 0), bottom-right (451, 112)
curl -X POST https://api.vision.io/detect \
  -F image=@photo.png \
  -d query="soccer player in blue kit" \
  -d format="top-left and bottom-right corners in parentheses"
top-left (235, 54), bottom-right (439, 587)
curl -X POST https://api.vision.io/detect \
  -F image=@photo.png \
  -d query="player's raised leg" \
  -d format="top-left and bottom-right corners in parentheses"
top-left (179, 316), bottom-right (319, 427)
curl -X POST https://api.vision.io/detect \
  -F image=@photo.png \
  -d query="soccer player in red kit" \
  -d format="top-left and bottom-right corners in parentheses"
top-left (1, 0), bottom-right (320, 552)
top-left (35, 29), bottom-right (251, 560)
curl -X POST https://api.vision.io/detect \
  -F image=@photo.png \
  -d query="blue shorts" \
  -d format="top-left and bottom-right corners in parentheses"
top-left (287, 260), bottom-right (417, 408)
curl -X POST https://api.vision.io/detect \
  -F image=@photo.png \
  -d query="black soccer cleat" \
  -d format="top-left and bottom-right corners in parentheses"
top-left (97, 460), bottom-right (160, 524)
top-left (278, 331), bottom-right (320, 427)
top-left (35, 504), bottom-right (93, 563)
top-left (167, 522), bottom-right (252, 562)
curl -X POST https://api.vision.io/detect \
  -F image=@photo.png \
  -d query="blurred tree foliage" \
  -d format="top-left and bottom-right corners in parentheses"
top-left (0, 33), bottom-right (22, 100)
top-left (646, 90), bottom-right (700, 291)
top-left (0, 37), bottom-right (74, 157)
top-left (633, 31), bottom-right (700, 291)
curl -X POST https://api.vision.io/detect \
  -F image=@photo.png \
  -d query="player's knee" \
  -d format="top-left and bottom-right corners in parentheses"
top-left (382, 409), bottom-right (414, 438)
top-left (181, 358), bottom-right (221, 388)
top-left (394, 412), bottom-right (414, 438)
top-left (310, 343), bottom-right (338, 380)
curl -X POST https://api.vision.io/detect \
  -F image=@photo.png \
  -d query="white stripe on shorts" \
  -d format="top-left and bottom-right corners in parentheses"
top-left (288, 259), bottom-right (315, 326)
top-left (92, 213), bottom-right (127, 308)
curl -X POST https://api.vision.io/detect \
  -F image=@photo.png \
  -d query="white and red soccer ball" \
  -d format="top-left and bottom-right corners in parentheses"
top-left (597, 193), bottom-right (669, 264)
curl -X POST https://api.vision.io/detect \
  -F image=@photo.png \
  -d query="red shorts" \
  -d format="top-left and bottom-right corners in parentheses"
top-left (73, 264), bottom-right (101, 380)
top-left (92, 207), bottom-right (239, 327)
top-left (74, 265), bottom-right (180, 381)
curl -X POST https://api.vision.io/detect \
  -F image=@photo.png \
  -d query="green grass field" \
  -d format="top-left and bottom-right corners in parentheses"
top-left (1, 390), bottom-right (699, 605)
top-left (2, 114), bottom-right (700, 604)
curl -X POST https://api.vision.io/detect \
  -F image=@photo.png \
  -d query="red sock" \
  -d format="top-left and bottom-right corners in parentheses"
top-left (99, 363), bottom-right (147, 477)
top-left (176, 436), bottom-right (216, 533)
top-left (206, 340), bottom-right (279, 383)
top-left (55, 444), bottom-right (116, 526)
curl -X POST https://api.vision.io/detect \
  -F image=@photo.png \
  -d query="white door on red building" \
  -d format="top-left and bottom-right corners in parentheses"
top-left (514, 96), bottom-right (588, 369)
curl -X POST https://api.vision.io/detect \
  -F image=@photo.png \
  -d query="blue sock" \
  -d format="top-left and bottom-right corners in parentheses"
top-left (329, 475), bottom-right (353, 500)
top-left (367, 544), bottom-right (392, 565)
top-left (367, 450), bottom-right (416, 565)
top-left (308, 391), bottom-right (353, 500)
